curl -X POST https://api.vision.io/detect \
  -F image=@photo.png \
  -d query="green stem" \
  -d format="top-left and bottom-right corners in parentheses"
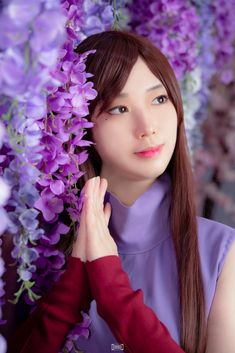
top-left (1, 99), bottom-right (18, 121)
top-left (112, 0), bottom-right (120, 30)
top-left (24, 43), bottom-right (30, 72)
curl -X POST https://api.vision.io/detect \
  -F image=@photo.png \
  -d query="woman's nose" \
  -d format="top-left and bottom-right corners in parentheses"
top-left (139, 127), bottom-right (156, 139)
top-left (134, 111), bottom-right (157, 139)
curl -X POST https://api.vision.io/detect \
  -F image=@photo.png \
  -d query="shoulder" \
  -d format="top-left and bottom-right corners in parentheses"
top-left (217, 240), bottom-right (235, 284)
top-left (206, 239), bottom-right (235, 351)
top-left (197, 216), bottom-right (235, 237)
top-left (196, 216), bottom-right (235, 244)
top-left (196, 216), bottom-right (235, 279)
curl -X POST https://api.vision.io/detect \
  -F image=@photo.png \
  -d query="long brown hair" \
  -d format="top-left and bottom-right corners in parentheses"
top-left (73, 30), bottom-right (207, 353)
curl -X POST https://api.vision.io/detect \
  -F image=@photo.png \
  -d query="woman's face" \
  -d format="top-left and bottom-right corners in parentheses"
top-left (91, 57), bottom-right (178, 185)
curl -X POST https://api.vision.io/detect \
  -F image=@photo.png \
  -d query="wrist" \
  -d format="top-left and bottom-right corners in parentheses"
top-left (71, 249), bottom-right (86, 262)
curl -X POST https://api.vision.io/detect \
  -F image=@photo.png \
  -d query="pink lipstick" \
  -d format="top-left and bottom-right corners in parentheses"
top-left (135, 144), bottom-right (164, 158)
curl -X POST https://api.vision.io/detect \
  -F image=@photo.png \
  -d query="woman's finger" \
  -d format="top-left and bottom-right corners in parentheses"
top-left (85, 178), bottom-right (94, 224)
top-left (85, 177), bottom-right (95, 209)
top-left (104, 202), bottom-right (112, 226)
top-left (91, 176), bottom-right (100, 210)
top-left (99, 177), bottom-right (108, 205)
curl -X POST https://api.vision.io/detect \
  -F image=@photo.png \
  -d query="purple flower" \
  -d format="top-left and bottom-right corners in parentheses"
top-left (62, 312), bottom-right (92, 352)
top-left (0, 334), bottom-right (7, 353)
top-left (34, 188), bottom-right (64, 222)
top-left (0, 256), bottom-right (5, 278)
top-left (220, 69), bottom-right (233, 85)
top-left (49, 180), bottom-right (65, 195)
top-left (0, 0), bottom-right (99, 335)
top-left (17, 265), bottom-right (36, 281)
top-left (36, 246), bottom-right (65, 271)
top-left (0, 178), bottom-right (11, 207)
top-left (28, 228), bottom-right (45, 243)
top-left (82, 0), bottom-right (113, 37)
top-left (5, 211), bottom-right (19, 235)
top-left (0, 0), bottom-right (68, 325)
top-left (212, 0), bottom-right (235, 81)
top-left (19, 209), bottom-right (39, 230)
top-left (0, 47), bottom-right (27, 97)
top-left (128, 0), bottom-right (200, 80)
top-left (0, 122), bottom-right (5, 149)
top-left (10, 184), bottom-right (38, 210)
top-left (25, 95), bottom-right (47, 120)
top-left (41, 222), bottom-right (69, 245)
top-left (31, 9), bottom-right (66, 52)
top-left (21, 248), bottom-right (38, 264)
top-left (6, 0), bottom-right (41, 26)
top-left (0, 15), bottom-right (29, 49)
top-left (0, 178), bottom-right (11, 234)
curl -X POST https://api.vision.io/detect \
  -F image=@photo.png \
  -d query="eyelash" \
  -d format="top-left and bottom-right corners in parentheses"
top-left (107, 95), bottom-right (169, 115)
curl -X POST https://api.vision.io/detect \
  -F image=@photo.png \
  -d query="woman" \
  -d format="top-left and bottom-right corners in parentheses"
top-left (7, 30), bottom-right (235, 353)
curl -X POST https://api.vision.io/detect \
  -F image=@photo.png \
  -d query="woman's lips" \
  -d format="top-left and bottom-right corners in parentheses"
top-left (135, 144), bottom-right (164, 158)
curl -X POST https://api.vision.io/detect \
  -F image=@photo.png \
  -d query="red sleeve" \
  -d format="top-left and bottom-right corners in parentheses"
top-left (86, 255), bottom-right (185, 353)
top-left (7, 256), bottom-right (93, 353)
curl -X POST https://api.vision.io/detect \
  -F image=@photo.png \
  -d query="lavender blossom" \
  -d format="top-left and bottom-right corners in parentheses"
top-left (0, 0), bottom-right (66, 313)
top-left (128, 0), bottom-right (200, 80)
top-left (61, 312), bottom-right (92, 353)
top-left (0, 332), bottom-right (7, 353)
top-left (34, 188), bottom-right (64, 222)
top-left (211, 0), bottom-right (235, 83)
top-left (0, 122), bottom-right (11, 352)
top-left (0, 178), bottom-right (11, 207)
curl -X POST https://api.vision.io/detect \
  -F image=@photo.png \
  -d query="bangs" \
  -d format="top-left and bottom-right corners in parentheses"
top-left (75, 30), bottom-right (183, 122)
top-left (75, 31), bottom-right (138, 115)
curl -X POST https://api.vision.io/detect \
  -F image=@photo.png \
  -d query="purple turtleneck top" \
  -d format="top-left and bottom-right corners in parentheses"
top-left (76, 170), bottom-right (235, 352)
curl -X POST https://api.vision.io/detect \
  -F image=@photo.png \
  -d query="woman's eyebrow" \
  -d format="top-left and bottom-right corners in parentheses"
top-left (117, 83), bottom-right (164, 97)
top-left (146, 83), bottom-right (165, 92)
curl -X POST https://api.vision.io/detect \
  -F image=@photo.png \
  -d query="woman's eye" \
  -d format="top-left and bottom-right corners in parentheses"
top-left (152, 95), bottom-right (168, 105)
top-left (107, 106), bottom-right (128, 115)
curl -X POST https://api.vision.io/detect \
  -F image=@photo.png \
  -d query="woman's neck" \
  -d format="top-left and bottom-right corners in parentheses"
top-left (104, 170), bottom-right (172, 254)
top-left (100, 169), bottom-right (161, 206)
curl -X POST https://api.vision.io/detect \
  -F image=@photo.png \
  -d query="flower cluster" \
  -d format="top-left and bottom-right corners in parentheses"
top-left (211, 0), bottom-right (235, 84)
top-left (194, 57), bottom-right (235, 222)
top-left (186, 0), bottom-right (235, 154)
top-left (1, 1), bottom-right (235, 352)
top-left (0, 123), bottom-right (11, 236)
top-left (191, 0), bottom-right (216, 129)
top-left (0, 0), bottom-right (115, 351)
top-left (0, 0), bottom-right (67, 306)
top-left (43, 0), bottom-right (114, 350)
top-left (82, 0), bottom-right (114, 35)
top-left (60, 312), bottom-right (92, 353)
top-left (128, 0), bottom-right (200, 81)
top-left (32, 48), bottom-right (97, 296)
top-left (0, 122), bottom-right (10, 353)
top-left (61, 0), bottom-right (114, 46)
top-left (180, 67), bottom-right (202, 157)
top-left (127, 0), bottom-right (201, 155)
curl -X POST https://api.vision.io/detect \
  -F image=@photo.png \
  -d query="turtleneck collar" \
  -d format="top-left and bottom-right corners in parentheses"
top-left (104, 170), bottom-right (172, 255)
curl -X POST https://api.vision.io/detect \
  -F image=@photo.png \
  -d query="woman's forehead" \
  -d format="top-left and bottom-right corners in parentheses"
top-left (118, 58), bottom-right (163, 92)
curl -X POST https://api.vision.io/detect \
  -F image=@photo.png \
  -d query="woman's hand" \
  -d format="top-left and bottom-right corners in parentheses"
top-left (72, 176), bottom-right (119, 262)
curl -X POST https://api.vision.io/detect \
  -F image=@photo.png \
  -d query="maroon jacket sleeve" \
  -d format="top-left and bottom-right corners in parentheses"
top-left (86, 255), bottom-right (185, 353)
top-left (7, 256), bottom-right (93, 353)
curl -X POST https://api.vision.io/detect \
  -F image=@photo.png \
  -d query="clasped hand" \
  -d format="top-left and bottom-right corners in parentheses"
top-left (72, 176), bottom-right (119, 262)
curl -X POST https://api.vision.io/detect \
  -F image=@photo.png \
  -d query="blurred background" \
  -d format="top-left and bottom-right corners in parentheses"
top-left (0, 0), bottom-right (235, 352)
